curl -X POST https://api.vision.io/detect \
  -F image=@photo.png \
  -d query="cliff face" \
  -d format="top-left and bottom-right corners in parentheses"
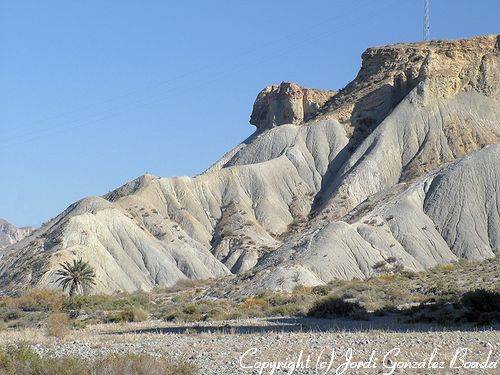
top-left (0, 219), bottom-right (33, 250)
top-left (318, 34), bottom-right (499, 139)
top-left (250, 82), bottom-right (336, 130)
top-left (0, 35), bottom-right (498, 294)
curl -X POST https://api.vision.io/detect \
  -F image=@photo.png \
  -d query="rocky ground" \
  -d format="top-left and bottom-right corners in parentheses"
top-left (1, 317), bottom-right (498, 374)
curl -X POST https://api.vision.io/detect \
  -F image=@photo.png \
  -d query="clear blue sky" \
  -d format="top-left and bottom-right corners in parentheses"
top-left (1, 0), bottom-right (498, 227)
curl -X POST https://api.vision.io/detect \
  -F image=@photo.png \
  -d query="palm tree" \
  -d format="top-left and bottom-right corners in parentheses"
top-left (55, 258), bottom-right (96, 296)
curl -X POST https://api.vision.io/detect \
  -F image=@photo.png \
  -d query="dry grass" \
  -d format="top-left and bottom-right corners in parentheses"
top-left (46, 313), bottom-right (70, 339)
top-left (0, 345), bottom-right (196, 375)
top-left (3, 289), bottom-right (64, 312)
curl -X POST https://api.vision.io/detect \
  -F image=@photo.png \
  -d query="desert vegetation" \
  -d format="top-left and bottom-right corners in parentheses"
top-left (0, 345), bottom-right (195, 375)
top-left (0, 256), bottom-right (498, 332)
top-left (0, 257), bottom-right (497, 374)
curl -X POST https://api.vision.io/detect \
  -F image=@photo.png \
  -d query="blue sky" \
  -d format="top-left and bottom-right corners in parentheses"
top-left (1, 0), bottom-right (498, 227)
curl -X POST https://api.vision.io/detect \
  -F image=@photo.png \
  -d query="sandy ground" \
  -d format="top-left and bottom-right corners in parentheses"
top-left (1, 317), bottom-right (499, 374)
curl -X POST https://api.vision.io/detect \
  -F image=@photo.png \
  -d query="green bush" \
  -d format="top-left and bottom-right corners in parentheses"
top-left (63, 292), bottom-right (151, 312)
top-left (182, 304), bottom-right (198, 315)
top-left (8, 290), bottom-right (64, 312)
top-left (461, 289), bottom-right (500, 324)
top-left (307, 297), bottom-right (367, 319)
top-left (0, 309), bottom-right (24, 322)
top-left (106, 307), bottom-right (149, 323)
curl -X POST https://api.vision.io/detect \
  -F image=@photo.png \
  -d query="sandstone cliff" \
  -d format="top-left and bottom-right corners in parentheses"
top-left (250, 82), bottom-right (336, 130)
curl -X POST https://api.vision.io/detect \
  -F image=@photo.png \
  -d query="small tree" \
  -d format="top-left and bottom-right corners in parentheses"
top-left (55, 258), bottom-right (96, 296)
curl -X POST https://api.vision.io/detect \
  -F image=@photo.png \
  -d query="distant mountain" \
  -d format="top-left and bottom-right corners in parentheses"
top-left (0, 34), bottom-right (498, 294)
top-left (0, 219), bottom-right (34, 250)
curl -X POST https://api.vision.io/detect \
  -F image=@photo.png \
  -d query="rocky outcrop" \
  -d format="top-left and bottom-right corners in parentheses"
top-left (250, 82), bottom-right (336, 130)
top-left (317, 34), bottom-right (499, 141)
top-left (0, 219), bottom-right (33, 250)
top-left (0, 35), bottom-right (498, 294)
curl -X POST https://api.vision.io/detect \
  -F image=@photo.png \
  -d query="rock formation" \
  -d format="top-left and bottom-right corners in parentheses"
top-left (0, 219), bottom-right (33, 250)
top-left (0, 35), bottom-right (498, 294)
top-left (250, 82), bottom-right (336, 130)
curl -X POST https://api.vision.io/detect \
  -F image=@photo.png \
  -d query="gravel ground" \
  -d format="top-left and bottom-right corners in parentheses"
top-left (1, 317), bottom-right (499, 374)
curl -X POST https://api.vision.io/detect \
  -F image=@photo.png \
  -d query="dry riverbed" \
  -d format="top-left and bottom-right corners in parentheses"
top-left (1, 317), bottom-right (498, 374)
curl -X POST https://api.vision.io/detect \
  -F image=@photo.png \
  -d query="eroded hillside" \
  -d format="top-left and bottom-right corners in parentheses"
top-left (0, 34), bottom-right (498, 294)
top-left (0, 219), bottom-right (33, 251)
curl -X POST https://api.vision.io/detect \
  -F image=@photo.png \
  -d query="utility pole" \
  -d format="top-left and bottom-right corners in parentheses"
top-left (423, 0), bottom-right (430, 41)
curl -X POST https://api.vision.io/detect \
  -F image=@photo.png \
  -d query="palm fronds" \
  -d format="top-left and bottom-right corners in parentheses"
top-left (55, 258), bottom-right (96, 296)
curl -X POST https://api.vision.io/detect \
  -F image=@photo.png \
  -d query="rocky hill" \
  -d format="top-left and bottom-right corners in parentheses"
top-left (0, 219), bottom-right (33, 251)
top-left (0, 34), bottom-right (498, 294)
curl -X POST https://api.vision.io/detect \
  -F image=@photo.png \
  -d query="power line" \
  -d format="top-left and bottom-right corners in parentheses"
top-left (1, 0), bottom-right (374, 147)
top-left (1, 0), bottom-right (400, 151)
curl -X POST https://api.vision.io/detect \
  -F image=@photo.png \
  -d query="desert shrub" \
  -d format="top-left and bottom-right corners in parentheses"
top-left (263, 293), bottom-right (289, 307)
top-left (241, 297), bottom-right (268, 310)
top-left (461, 289), bottom-right (500, 313)
top-left (92, 353), bottom-right (196, 375)
top-left (70, 319), bottom-right (87, 330)
top-left (63, 292), bottom-right (151, 312)
top-left (399, 270), bottom-right (417, 279)
top-left (46, 312), bottom-right (70, 339)
top-left (307, 297), bottom-right (367, 319)
top-left (0, 309), bottom-right (47, 331)
top-left (0, 309), bottom-right (25, 322)
top-left (0, 345), bottom-right (85, 375)
top-left (401, 290), bottom-right (500, 326)
top-left (265, 292), bottom-right (312, 316)
top-left (158, 299), bottom-right (232, 322)
top-left (156, 297), bottom-right (271, 322)
top-left (161, 308), bottom-right (182, 322)
top-left (402, 302), bottom-right (459, 325)
top-left (9, 289), bottom-right (64, 312)
top-left (268, 303), bottom-right (304, 316)
top-left (182, 303), bottom-right (199, 315)
top-left (384, 285), bottom-right (412, 301)
top-left (436, 263), bottom-right (458, 273)
top-left (159, 302), bottom-right (207, 322)
top-left (292, 285), bottom-right (312, 294)
top-left (378, 274), bottom-right (396, 282)
top-left (0, 345), bottom-right (195, 375)
top-left (461, 289), bottom-right (500, 324)
top-left (130, 307), bottom-right (149, 322)
top-left (106, 307), bottom-right (149, 323)
top-left (311, 285), bottom-right (330, 296)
